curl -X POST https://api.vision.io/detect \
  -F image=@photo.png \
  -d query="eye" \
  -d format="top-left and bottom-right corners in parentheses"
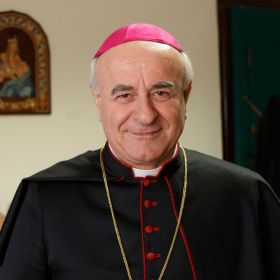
top-left (151, 90), bottom-right (172, 101)
top-left (115, 93), bottom-right (134, 103)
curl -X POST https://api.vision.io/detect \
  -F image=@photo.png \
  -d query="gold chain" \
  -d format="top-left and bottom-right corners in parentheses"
top-left (100, 145), bottom-right (188, 280)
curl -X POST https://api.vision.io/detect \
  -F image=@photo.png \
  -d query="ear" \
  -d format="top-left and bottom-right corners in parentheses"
top-left (92, 88), bottom-right (102, 121)
top-left (183, 81), bottom-right (192, 103)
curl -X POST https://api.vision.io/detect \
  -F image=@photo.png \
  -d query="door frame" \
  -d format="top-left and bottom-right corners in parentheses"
top-left (217, 0), bottom-right (280, 162)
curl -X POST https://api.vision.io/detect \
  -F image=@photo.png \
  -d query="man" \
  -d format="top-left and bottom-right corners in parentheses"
top-left (0, 23), bottom-right (279, 280)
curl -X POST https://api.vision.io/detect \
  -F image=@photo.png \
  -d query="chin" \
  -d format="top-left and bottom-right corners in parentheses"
top-left (126, 147), bottom-right (167, 167)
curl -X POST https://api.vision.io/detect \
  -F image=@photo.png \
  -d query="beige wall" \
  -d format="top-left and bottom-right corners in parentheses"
top-left (0, 0), bottom-right (222, 214)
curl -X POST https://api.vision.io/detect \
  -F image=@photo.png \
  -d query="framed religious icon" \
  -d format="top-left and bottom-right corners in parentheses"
top-left (0, 10), bottom-right (50, 114)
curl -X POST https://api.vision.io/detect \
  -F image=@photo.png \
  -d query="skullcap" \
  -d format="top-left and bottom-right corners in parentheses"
top-left (93, 23), bottom-right (183, 58)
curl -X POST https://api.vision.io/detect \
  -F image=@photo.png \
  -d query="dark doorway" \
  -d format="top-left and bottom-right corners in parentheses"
top-left (218, 0), bottom-right (280, 167)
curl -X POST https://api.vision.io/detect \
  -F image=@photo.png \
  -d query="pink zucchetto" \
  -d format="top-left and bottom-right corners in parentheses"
top-left (93, 23), bottom-right (183, 58)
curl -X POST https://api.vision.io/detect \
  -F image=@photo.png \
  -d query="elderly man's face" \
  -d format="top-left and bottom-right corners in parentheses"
top-left (94, 41), bottom-right (191, 169)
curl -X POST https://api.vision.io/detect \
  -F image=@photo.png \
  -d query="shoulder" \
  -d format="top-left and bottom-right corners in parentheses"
top-left (186, 149), bottom-right (272, 196)
top-left (187, 149), bottom-right (261, 179)
top-left (28, 149), bottom-right (101, 180)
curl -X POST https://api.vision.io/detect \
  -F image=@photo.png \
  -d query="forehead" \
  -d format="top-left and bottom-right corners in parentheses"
top-left (95, 41), bottom-right (184, 86)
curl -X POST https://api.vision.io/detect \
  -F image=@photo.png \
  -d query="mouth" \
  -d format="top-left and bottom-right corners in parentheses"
top-left (130, 129), bottom-right (162, 137)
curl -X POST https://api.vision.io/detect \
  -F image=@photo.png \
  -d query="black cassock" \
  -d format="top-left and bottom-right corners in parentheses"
top-left (0, 144), bottom-right (280, 280)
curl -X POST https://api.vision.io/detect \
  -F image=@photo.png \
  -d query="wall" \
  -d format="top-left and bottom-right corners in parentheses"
top-left (0, 0), bottom-right (222, 214)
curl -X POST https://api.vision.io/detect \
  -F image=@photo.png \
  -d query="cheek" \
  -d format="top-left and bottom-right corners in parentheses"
top-left (160, 102), bottom-right (186, 127)
top-left (101, 104), bottom-right (129, 132)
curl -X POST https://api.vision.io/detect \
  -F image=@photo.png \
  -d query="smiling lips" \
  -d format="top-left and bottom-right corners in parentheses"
top-left (129, 128), bottom-right (162, 137)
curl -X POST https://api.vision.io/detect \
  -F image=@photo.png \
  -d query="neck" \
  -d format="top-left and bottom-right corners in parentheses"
top-left (108, 143), bottom-right (178, 173)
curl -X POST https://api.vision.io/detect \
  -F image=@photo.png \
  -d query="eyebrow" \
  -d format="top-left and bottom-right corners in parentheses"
top-left (151, 81), bottom-right (175, 90)
top-left (111, 81), bottom-right (175, 95)
top-left (111, 84), bottom-right (134, 95)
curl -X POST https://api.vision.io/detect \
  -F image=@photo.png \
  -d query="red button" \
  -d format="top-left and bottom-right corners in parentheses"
top-left (143, 179), bottom-right (151, 187)
top-left (145, 225), bottom-right (159, 234)
top-left (144, 200), bottom-right (152, 208)
top-left (144, 200), bottom-right (158, 208)
top-left (145, 225), bottom-right (153, 233)
top-left (147, 252), bottom-right (161, 260)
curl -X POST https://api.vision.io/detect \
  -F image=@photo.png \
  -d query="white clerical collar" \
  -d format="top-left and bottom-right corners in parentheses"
top-left (108, 144), bottom-right (178, 178)
top-left (133, 166), bottom-right (162, 177)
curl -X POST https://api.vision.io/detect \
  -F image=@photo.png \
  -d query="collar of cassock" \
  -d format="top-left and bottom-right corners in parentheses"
top-left (102, 142), bottom-right (183, 180)
top-left (108, 144), bottom-right (178, 177)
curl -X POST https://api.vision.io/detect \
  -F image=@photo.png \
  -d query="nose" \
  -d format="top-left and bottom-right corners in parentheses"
top-left (133, 96), bottom-right (158, 125)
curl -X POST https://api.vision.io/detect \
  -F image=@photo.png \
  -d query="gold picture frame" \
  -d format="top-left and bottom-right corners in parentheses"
top-left (0, 10), bottom-right (50, 114)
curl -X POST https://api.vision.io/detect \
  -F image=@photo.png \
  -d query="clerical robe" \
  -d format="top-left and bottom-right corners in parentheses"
top-left (0, 144), bottom-right (279, 279)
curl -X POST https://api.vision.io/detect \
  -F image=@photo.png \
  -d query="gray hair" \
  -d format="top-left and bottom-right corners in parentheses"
top-left (89, 57), bottom-right (99, 92)
top-left (181, 52), bottom-right (194, 89)
top-left (89, 51), bottom-right (193, 92)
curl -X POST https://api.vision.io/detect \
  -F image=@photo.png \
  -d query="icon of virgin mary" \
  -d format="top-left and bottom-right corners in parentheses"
top-left (0, 36), bottom-right (35, 98)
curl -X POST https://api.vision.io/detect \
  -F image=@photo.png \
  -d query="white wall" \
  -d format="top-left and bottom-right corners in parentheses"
top-left (0, 0), bottom-right (222, 214)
